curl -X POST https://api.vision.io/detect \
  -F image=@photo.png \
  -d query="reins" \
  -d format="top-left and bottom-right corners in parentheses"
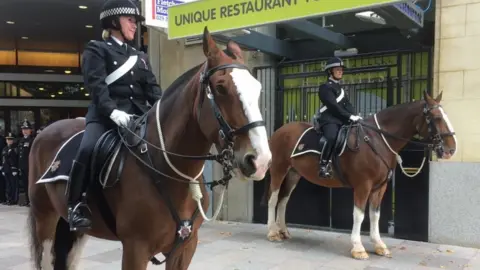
top-left (116, 119), bottom-right (233, 188)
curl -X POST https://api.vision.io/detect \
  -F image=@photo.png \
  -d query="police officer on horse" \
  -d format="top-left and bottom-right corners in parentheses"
top-left (317, 57), bottom-right (362, 178)
top-left (67, 0), bottom-right (162, 232)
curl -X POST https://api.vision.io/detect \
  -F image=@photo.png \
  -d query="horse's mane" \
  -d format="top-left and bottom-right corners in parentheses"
top-left (160, 49), bottom-right (236, 101)
top-left (374, 99), bottom-right (424, 116)
top-left (161, 63), bottom-right (204, 101)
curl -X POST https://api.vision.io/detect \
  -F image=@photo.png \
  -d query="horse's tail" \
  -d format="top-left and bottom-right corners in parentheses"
top-left (27, 208), bottom-right (42, 269)
top-left (260, 170), bottom-right (271, 206)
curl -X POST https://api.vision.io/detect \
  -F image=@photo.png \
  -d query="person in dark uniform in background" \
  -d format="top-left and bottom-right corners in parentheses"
top-left (67, 0), bottom-right (163, 232)
top-left (17, 119), bottom-right (34, 206)
top-left (0, 130), bottom-right (6, 204)
top-left (317, 57), bottom-right (363, 178)
top-left (2, 133), bottom-right (19, 205)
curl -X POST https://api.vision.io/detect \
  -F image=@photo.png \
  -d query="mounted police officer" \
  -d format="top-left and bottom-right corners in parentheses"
top-left (17, 119), bottom-right (34, 206)
top-left (2, 133), bottom-right (19, 205)
top-left (317, 57), bottom-right (362, 178)
top-left (67, 0), bottom-right (163, 232)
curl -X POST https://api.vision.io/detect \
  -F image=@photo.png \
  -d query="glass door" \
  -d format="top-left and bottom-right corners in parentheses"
top-left (0, 110), bottom-right (6, 137)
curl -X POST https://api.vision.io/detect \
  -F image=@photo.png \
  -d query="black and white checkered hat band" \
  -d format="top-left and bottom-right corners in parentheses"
top-left (100, 7), bottom-right (139, 20)
top-left (324, 62), bottom-right (344, 70)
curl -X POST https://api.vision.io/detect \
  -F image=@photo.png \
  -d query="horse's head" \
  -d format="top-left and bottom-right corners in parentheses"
top-left (196, 27), bottom-right (272, 181)
top-left (416, 90), bottom-right (457, 159)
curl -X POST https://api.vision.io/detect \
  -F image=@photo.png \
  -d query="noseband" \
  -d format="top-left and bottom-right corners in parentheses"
top-left (198, 62), bottom-right (266, 147)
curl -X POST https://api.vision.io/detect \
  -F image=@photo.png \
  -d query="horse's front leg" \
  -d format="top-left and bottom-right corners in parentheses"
top-left (165, 234), bottom-right (198, 270)
top-left (121, 240), bottom-right (151, 270)
top-left (369, 184), bottom-right (391, 257)
top-left (351, 188), bottom-right (369, 260)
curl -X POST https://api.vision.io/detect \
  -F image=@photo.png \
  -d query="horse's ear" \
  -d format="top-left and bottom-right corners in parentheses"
top-left (423, 90), bottom-right (432, 102)
top-left (227, 40), bottom-right (243, 60)
top-left (435, 91), bottom-right (443, 103)
top-left (202, 26), bottom-right (218, 58)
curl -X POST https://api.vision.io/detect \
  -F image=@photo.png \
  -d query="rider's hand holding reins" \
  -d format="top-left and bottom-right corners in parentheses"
top-left (110, 109), bottom-right (132, 127)
top-left (349, 115), bottom-right (363, 122)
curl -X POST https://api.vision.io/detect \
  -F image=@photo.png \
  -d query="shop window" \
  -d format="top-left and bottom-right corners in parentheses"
top-left (0, 110), bottom-right (5, 136)
top-left (0, 81), bottom-right (88, 99)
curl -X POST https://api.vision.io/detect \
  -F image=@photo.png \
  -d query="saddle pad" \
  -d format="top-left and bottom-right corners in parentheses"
top-left (37, 130), bottom-right (84, 184)
top-left (290, 127), bottom-right (323, 158)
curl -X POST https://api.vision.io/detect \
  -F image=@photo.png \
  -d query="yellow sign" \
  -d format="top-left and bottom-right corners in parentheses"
top-left (167, 0), bottom-right (408, 40)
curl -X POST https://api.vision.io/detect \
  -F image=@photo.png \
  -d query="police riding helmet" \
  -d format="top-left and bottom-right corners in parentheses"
top-left (324, 56), bottom-right (346, 76)
top-left (100, 0), bottom-right (144, 40)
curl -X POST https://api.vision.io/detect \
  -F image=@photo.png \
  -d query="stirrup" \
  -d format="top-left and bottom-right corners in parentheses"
top-left (68, 202), bottom-right (92, 231)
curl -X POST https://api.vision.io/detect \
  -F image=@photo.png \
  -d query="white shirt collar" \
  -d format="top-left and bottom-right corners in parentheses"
top-left (111, 35), bottom-right (124, 47)
top-left (328, 76), bottom-right (340, 83)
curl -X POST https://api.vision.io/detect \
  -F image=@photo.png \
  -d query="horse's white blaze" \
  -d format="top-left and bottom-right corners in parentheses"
top-left (438, 107), bottom-right (457, 157)
top-left (369, 207), bottom-right (385, 248)
top-left (230, 68), bottom-right (272, 180)
top-left (41, 240), bottom-right (54, 270)
top-left (67, 235), bottom-right (88, 270)
top-left (351, 206), bottom-right (366, 252)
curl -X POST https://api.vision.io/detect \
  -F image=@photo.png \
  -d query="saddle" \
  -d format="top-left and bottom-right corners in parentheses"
top-left (316, 125), bottom-right (350, 162)
top-left (90, 113), bottom-right (149, 187)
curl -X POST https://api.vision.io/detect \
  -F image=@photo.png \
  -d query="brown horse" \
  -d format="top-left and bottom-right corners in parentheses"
top-left (262, 91), bottom-right (456, 260)
top-left (27, 27), bottom-right (272, 270)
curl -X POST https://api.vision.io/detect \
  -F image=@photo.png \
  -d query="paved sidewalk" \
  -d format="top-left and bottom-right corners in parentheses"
top-left (0, 205), bottom-right (478, 269)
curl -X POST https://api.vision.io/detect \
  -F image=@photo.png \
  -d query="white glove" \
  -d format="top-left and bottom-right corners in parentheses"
top-left (349, 115), bottom-right (363, 122)
top-left (109, 109), bottom-right (132, 127)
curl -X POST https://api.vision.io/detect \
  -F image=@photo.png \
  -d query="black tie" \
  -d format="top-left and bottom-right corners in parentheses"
top-left (123, 43), bottom-right (128, 52)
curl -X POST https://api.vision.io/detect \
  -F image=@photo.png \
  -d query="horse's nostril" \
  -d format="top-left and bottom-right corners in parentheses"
top-left (244, 154), bottom-right (256, 168)
top-left (450, 149), bottom-right (456, 154)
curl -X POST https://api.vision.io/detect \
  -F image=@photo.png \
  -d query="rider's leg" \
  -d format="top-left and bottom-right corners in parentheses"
top-left (319, 124), bottom-right (340, 178)
top-left (67, 122), bottom-right (107, 232)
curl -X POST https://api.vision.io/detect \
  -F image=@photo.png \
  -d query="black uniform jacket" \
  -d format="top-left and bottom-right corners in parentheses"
top-left (317, 79), bottom-right (356, 126)
top-left (17, 136), bottom-right (33, 171)
top-left (2, 145), bottom-right (18, 174)
top-left (81, 37), bottom-right (162, 124)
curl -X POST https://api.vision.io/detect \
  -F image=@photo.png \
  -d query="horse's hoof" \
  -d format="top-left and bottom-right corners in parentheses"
top-left (267, 231), bottom-right (283, 242)
top-left (351, 250), bottom-right (369, 260)
top-left (375, 246), bottom-right (392, 258)
top-left (279, 230), bottom-right (291, 240)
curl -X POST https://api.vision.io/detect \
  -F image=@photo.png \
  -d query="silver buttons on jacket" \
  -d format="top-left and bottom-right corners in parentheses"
top-left (113, 61), bottom-right (117, 65)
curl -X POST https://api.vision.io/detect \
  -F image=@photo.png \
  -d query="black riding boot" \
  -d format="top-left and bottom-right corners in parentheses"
top-left (66, 160), bottom-right (92, 232)
top-left (319, 140), bottom-right (333, 178)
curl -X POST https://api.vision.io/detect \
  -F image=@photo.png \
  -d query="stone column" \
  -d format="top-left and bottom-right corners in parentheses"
top-left (429, 0), bottom-right (480, 248)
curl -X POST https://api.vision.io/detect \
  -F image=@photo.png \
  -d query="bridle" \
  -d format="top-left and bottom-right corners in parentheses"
top-left (118, 61), bottom-right (266, 187)
top-left (198, 62), bottom-right (266, 147)
top-left (355, 101), bottom-right (456, 180)
top-left (420, 103), bottom-right (456, 155)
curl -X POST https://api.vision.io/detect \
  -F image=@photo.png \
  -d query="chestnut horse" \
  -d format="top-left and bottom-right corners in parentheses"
top-left (262, 91), bottom-right (456, 260)
top-left (27, 27), bottom-right (272, 270)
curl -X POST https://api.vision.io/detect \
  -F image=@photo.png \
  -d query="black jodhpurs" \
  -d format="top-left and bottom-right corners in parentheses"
top-left (75, 122), bottom-right (109, 165)
top-left (320, 123), bottom-right (340, 161)
top-left (68, 121), bottom-right (110, 205)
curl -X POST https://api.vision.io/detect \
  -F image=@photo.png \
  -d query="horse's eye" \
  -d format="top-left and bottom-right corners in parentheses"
top-left (216, 85), bottom-right (227, 95)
